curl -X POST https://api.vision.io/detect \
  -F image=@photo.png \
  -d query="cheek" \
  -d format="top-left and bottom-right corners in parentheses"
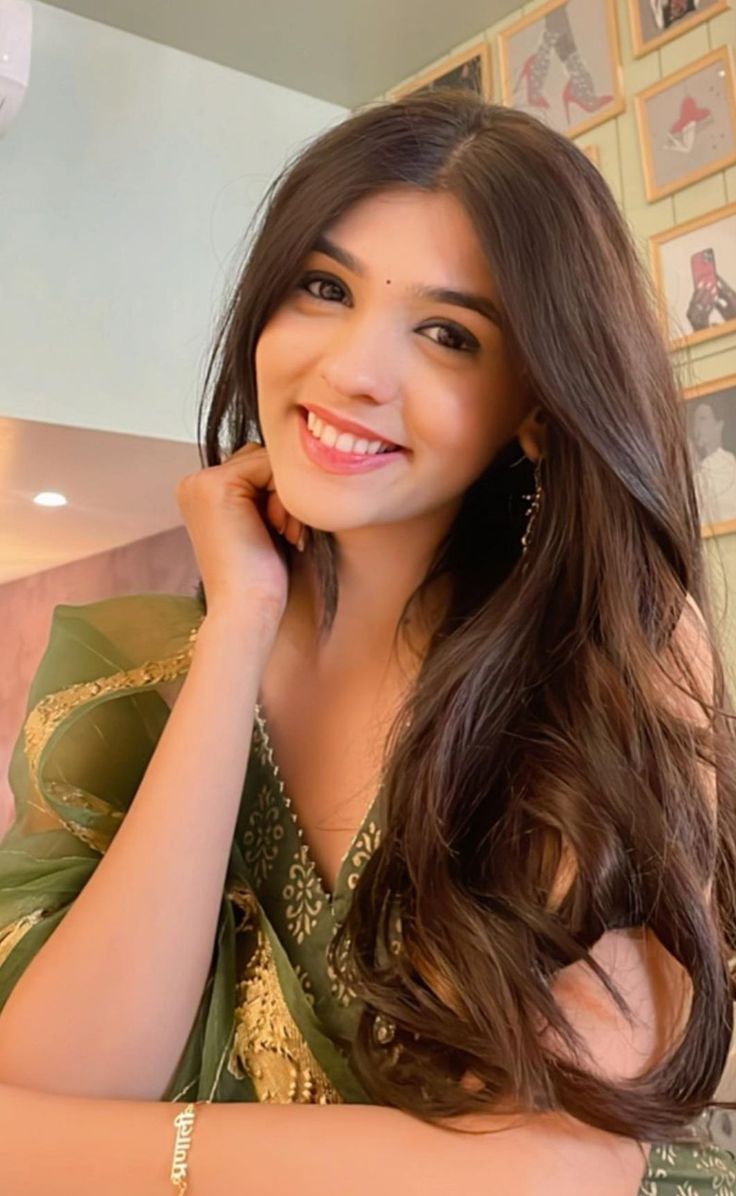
top-left (416, 383), bottom-right (512, 462)
top-left (255, 313), bottom-right (313, 389)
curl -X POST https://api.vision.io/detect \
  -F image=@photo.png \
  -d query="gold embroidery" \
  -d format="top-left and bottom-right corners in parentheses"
top-left (242, 782), bottom-right (285, 884)
top-left (345, 820), bottom-right (382, 891)
top-left (0, 909), bottom-right (47, 971)
top-left (226, 885), bottom-right (342, 1104)
top-left (22, 619), bottom-right (204, 853)
top-left (283, 843), bottom-right (326, 945)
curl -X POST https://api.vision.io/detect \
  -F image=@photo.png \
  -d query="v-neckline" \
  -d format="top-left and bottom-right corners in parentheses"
top-left (252, 699), bottom-right (383, 908)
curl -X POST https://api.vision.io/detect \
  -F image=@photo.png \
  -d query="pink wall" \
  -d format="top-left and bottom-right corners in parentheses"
top-left (0, 525), bottom-right (198, 837)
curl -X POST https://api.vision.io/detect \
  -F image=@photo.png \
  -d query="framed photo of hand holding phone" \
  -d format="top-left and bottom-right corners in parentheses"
top-left (650, 201), bottom-right (736, 351)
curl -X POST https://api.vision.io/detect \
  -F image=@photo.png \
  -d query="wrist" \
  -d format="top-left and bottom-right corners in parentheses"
top-left (199, 602), bottom-right (281, 654)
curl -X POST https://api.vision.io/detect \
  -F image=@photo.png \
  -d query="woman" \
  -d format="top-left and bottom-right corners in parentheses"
top-left (0, 90), bottom-right (734, 1195)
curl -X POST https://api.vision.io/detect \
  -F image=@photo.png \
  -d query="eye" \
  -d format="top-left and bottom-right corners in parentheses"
top-left (296, 271), bottom-right (479, 355)
top-left (298, 273), bottom-right (346, 303)
top-left (421, 323), bottom-right (477, 353)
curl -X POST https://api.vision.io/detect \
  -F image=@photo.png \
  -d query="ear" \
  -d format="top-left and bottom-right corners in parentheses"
top-left (516, 405), bottom-right (547, 463)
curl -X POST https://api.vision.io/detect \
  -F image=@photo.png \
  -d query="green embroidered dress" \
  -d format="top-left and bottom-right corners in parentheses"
top-left (0, 592), bottom-right (734, 1194)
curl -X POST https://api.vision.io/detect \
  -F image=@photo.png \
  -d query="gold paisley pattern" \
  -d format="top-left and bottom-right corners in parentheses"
top-left (641, 1137), bottom-right (736, 1194)
top-left (327, 925), bottom-right (358, 1008)
top-left (283, 843), bottom-right (326, 945)
top-left (242, 782), bottom-right (285, 884)
top-left (21, 620), bottom-right (203, 854)
top-left (293, 964), bottom-right (316, 1009)
top-left (226, 884), bottom-right (342, 1103)
top-left (345, 820), bottom-right (382, 891)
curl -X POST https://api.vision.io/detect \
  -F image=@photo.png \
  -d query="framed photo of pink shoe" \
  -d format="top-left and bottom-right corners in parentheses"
top-left (649, 200), bottom-right (736, 352)
top-left (634, 45), bottom-right (736, 203)
top-left (386, 39), bottom-right (492, 102)
top-left (628, 0), bottom-right (730, 62)
top-left (681, 371), bottom-right (736, 541)
top-left (497, 0), bottom-right (625, 140)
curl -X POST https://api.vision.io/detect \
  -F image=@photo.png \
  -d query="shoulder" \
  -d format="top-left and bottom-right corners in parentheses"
top-left (31, 592), bottom-right (204, 695)
top-left (13, 592), bottom-right (205, 849)
top-left (23, 591), bottom-right (205, 731)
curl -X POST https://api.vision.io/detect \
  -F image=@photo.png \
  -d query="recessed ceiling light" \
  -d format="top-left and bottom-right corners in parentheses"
top-left (33, 491), bottom-right (67, 507)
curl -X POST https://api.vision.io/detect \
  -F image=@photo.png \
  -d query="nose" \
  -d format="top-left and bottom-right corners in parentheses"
top-left (318, 316), bottom-right (401, 407)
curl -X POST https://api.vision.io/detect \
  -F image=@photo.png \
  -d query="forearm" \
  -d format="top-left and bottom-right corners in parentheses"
top-left (0, 611), bottom-right (275, 1101)
top-left (0, 1082), bottom-right (651, 1196)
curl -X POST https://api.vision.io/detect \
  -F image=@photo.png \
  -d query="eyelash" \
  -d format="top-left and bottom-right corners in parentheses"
top-left (295, 272), bottom-right (479, 354)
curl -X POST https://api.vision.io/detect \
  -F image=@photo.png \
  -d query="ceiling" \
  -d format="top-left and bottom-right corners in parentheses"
top-left (0, 416), bottom-right (201, 584)
top-left (41, 0), bottom-right (518, 109)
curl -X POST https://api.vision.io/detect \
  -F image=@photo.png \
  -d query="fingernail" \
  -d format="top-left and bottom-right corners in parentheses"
top-left (297, 529), bottom-right (306, 553)
top-left (279, 517), bottom-right (286, 536)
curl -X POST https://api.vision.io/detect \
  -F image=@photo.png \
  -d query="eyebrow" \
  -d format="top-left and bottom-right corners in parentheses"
top-left (312, 233), bottom-right (504, 328)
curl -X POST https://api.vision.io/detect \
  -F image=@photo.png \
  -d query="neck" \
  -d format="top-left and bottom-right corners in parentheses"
top-left (282, 515), bottom-right (457, 681)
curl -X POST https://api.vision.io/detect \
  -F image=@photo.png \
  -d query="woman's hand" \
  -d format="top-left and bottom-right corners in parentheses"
top-left (175, 443), bottom-right (308, 626)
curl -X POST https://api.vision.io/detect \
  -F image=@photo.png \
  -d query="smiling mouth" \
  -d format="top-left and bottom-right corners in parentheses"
top-left (299, 406), bottom-right (404, 454)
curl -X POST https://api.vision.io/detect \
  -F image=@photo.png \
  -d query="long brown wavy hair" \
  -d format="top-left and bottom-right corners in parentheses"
top-left (195, 90), bottom-right (736, 1144)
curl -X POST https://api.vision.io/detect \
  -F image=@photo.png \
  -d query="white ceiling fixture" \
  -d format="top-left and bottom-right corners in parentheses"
top-left (33, 491), bottom-right (68, 507)
top-left (0, 0), bottom-right (32, 137)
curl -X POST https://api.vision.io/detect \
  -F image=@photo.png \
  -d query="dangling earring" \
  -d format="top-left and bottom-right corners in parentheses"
top-left (521, 456), bottom-right (543, 560)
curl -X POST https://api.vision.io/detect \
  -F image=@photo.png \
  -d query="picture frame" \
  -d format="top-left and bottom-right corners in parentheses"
top-left (650, 199), bottom-right (736, 351)
top-left (635, 45), bottom-right (736, 202)
top-left (627, 0), bottom-right (730, 61)
top-left (497, 0), bottom-right (625, 139)
top-left (682, 371), bottom-right (736, 539)
top-left (581, 143), bottom-right (601, 166)
top-left (388, 39), bottom-right (492, 102)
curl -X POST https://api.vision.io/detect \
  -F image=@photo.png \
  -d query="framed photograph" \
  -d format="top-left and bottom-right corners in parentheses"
top-left (683, 372), bottom-right (736, 539)
top-left (628, 0), bottom-right (730, 61)
top-left (650, 200), bottom-right (736, 350)
top-left (635, 45), bottom-right (736, 202)
top-left (497, 0), bottom-right (625, 139)
top-left (388, 40), bottom-right (492, 102)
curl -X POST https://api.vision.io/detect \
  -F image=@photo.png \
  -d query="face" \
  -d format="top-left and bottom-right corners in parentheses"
top-left (255, 187), bottom-right (537, 536)
top-left (692, 404), bottom-right (722, 456)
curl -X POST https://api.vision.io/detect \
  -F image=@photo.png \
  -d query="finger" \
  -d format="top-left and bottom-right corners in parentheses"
top-left (266, 489), bottom-right (288, 534)
top-left (283, 512), bottom-right (304, 548)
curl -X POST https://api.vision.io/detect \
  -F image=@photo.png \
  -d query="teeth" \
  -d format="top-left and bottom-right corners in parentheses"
top-left (306, 410), bottom-right (396, 455)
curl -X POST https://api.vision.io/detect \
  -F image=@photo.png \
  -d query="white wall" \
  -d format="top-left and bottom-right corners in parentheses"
top-left (0, 2), bottom-right (347, 441)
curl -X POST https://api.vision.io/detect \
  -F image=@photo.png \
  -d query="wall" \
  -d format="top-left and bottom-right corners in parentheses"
top-left (0, 2), bottom-right (347, 442)
top-left (375, 0), bottom-right (736, 679)
top-left (0, 525), bottom-right (197, 837)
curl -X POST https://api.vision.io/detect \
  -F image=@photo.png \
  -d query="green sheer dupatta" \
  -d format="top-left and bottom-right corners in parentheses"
top-left (0, 593), bottom-right (368, 1105)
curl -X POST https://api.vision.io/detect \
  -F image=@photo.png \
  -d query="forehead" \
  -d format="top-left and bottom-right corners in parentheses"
top-left (317, 188), bottom-right (498, 297)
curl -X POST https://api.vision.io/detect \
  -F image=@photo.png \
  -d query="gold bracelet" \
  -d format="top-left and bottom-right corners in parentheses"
top-left (170, 1101), bottom-right (203, 1194)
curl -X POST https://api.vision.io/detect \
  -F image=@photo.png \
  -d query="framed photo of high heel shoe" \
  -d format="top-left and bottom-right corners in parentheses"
top-left (497, 0), bottom-right (625, 139)
top-left (628, 0), bottom-right (730, 62)
top-left (387, 39), bottom-right (492, 102)
top-left (635, 45), bottom-right (736, 202)
top-left (650, 199), bottom-right (736, 351)
top-left (681, 371), bottom-right (736, 540)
